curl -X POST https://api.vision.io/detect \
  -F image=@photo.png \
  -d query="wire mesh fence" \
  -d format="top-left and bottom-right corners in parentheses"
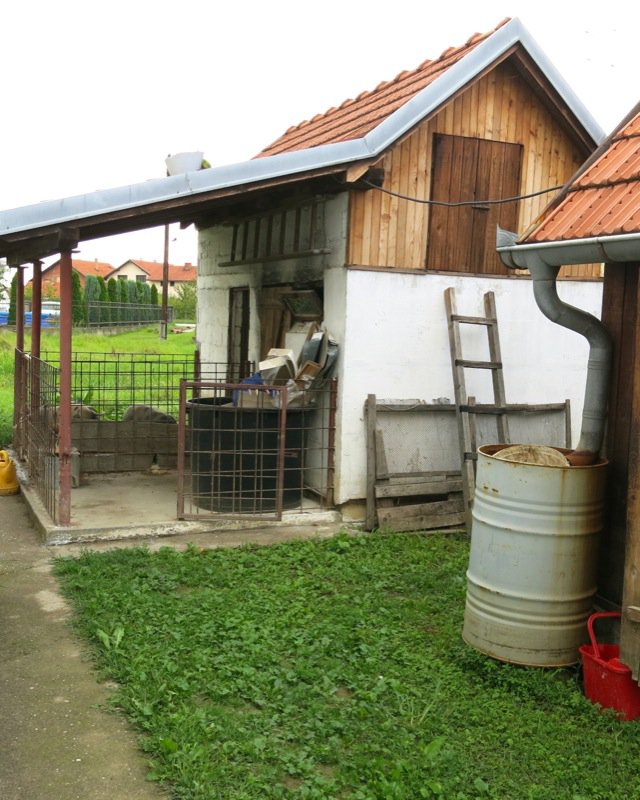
top-left (14, 350), bottom-right (61, 521)
top-left (84, 302), bottom-right (171, 328)
top-left (14, 352), bottom-right (250, 523)
top-left (13, 351), bottom-right (336, 526)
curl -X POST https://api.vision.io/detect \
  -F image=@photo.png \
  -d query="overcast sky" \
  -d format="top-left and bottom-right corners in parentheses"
top-left (3, 0), bottom-right (638, 268)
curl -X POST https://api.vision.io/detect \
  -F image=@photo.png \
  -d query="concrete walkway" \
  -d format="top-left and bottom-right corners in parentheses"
top-left (0, 492), bottom-right (168, 800)
top-left (0, 491), bottom-right (344, 799)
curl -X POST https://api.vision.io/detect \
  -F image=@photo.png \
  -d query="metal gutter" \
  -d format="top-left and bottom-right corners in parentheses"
top-left (497, 228), bottom-right (640, 268)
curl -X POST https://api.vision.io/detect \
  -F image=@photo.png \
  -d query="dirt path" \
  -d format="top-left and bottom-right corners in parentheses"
top-left (0, 493), bottom-right (168, 800)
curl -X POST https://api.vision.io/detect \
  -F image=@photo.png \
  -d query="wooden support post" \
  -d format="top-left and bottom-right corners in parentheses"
top-left (30, 261), bottom-right (43, 420)
top-left (58, 249), bottom-right (73, 526)
top-left (365, 394), bottom-right (377, 531)
top-left (160, 223), bottom-right (169, 339)
top-left (15, 266), bottom-right (25, 352)
top-left (31, 260), bottom-right (42, 359)
top-left (620, 278), bottom-right (640, 678)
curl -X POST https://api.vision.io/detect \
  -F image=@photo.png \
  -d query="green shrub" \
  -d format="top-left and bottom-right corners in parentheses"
top-left (171, 280), bottom-right (196, 321)
top-left (8, 273), bottom-right (17, 324)
top-left (71, 270), bottom-right (85, 325)
top-left (97, 276), bottom-right (110, 324)
top-left (84, 274), bottom-right (100, 325)
top-left (107, 278), bottom-right (119, 323)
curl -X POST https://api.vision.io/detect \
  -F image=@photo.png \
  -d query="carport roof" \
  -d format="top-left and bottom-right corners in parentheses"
top-left (0, 17), bottom-right (603, 265)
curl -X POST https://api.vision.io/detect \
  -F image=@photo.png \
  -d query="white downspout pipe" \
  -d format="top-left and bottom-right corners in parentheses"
top-left (527, 255), bottom-right (611, 464)
top-left (497, 228), bottom-right (612, 465)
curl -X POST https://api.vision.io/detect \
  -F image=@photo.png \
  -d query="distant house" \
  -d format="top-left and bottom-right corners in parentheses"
top-left (32, 258), bottom-right (114, 296)
top-left (107, 259), bottom-right (197, 297)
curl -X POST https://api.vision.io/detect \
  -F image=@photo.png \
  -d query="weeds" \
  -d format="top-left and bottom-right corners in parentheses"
top-left (54, 534), bottom-right (640, 800)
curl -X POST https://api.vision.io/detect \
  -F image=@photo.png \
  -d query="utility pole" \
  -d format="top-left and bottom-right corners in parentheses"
top-left (160, 220), bottom-right (169, 340)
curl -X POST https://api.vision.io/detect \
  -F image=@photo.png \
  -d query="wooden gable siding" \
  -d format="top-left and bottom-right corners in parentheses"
top-left (347, 59), bottom-right (597, 278)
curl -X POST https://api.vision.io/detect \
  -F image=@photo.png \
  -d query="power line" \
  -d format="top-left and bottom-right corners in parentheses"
top-left (362, 179), bottom-right (564, 207)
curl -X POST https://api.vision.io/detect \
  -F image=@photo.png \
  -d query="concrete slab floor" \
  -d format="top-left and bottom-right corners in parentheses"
top-left (19, 469), bottom-right (345, 546)
top-left (0, 490), bottom-right (347, 800)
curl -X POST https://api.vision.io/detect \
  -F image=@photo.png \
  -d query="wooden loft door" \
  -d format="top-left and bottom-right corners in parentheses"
top-left (426, 134), bottom-right (523, 274)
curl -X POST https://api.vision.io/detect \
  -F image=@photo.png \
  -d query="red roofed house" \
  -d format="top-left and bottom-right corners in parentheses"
top-left (194, 17), bottom-right (605, 520)
top-left (498, 102), bottom-right (640, 676)
top-left (33, 258), bottom-right (114, 296)
top-left (108, 259), bottom-right (197, 297)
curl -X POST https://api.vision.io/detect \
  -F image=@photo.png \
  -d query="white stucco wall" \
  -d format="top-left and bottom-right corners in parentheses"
top-left (332, 269), bottom-right (603, 505)
top-left (196, 224), bottom-right (261, 365)
top-left (196, 194), bottom-right (349, 367)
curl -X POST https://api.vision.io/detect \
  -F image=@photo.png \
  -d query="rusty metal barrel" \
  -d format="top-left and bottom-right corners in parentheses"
top-left (462, 444), bottom-right (608, 667)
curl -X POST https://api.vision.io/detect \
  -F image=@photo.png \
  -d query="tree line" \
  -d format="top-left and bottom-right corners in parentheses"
top-left (8, 273), bottom-right (162, 326)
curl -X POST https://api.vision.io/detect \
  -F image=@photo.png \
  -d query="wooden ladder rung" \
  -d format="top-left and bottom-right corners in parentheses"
top-left (450, 314), bottom-right (497, 325)
top-left (455, 359), bottom-right (502, 370)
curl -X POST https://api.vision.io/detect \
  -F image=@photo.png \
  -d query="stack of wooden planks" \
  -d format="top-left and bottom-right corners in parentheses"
top-left (365, 394), bottom-right (466, 533)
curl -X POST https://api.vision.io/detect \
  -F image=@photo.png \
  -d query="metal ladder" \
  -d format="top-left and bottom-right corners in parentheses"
top-left (444, 288), bottom-right (509, 527)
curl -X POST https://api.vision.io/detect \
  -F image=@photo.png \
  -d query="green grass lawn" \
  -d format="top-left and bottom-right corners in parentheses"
top-left (54, 533), bottom-right (640, 800)
top-left (0, 326), bottom-right (197, 447)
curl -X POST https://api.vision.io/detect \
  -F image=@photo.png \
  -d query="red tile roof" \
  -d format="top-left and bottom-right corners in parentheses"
top-left (43, 258), bottom-right (115, 278)
top-left (122, 259), bottom-right (198, 282)
top-left (523, 102), bottom-right (640, 243)
top-left (257, 19), bottom-right (512, 158)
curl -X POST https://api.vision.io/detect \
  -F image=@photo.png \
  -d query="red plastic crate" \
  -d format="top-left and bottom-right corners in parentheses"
top-left (579, 611), bottom-right (640, 721)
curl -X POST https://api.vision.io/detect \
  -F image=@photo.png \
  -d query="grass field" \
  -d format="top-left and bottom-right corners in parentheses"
top-left (54, 533), bottom-right (640, 800)
top-left (0, 326), bottom-right (197, 447)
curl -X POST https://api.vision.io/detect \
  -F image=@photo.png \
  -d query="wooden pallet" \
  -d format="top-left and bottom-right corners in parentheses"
top-left (365, 394), bottom-right (466, 532)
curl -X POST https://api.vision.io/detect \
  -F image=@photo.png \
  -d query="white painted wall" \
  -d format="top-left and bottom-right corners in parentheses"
top-left (332, 269), bottom-right (603, 504)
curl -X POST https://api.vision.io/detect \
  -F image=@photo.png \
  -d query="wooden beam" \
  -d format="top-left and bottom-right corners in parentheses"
top-left (620, 273), bottom-right (640, 679)
top-left (377, 498), bottom-right (466, 532)
top-left (365, 394), bottom-right (377, 531)
top-left (374, 428), bottom-right (389, 480)
top-left (15, 267), bottom-right (24, 352)
top-left (376, 479), bottom-right (463, 499)
top-left (58, 249), bottom-right (73, 526)
top-left (345, 162), bottom-right (375, 183)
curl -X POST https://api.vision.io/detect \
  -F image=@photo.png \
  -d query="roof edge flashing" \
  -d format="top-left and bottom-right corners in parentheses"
top-left (363, 17), bottom-right (604, 156)
top-left (0, 139), bottom-right (374, 240)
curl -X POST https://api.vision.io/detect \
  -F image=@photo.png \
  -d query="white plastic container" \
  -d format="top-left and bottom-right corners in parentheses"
top-left (165, 151), bottom-right (204, 176)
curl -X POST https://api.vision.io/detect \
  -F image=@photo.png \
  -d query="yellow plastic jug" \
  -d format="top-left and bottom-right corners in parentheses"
top-left (0, 450), bottom-right (20, 495)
